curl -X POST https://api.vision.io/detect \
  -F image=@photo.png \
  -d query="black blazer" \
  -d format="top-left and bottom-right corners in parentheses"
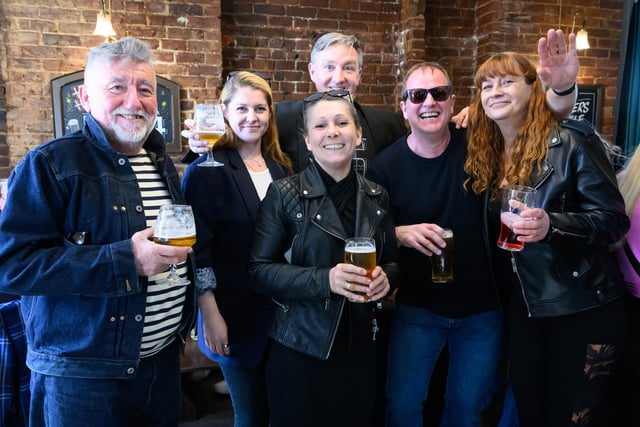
top-left (181, 149), bottom-right (288, 366)
top-left (275, 100), bottom-right (407, 172)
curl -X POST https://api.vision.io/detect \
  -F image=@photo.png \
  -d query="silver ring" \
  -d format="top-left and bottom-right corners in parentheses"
top-left (344, 282), bottom-right (351, 291)
top-left (223, 344), bottom-right (229, 349)
top-left (557, 48), bottom-right (565, 54)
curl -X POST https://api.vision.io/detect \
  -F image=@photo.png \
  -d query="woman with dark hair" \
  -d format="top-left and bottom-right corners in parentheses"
top-left (249, 92), bottom-right (399, 427)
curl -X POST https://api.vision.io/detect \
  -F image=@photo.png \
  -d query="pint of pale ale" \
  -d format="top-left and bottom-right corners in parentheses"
top-left (344, 237), bottom-right (376, 301)
top-left (430, 228), bottom-right (454, 283)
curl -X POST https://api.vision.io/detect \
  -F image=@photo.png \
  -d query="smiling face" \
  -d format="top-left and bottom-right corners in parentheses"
top-left (479, 74), bottom-right (532, 128)
top-left (308, 43), bottom-right (362, 96)
top-left (401, 66), bottom-right (455, 140)
top-left (222, 86), bottom-right (270, 145)
top-left (80, 58), bottom-right (158, 154)
top-left (304, 98), bottom-right (362, 180)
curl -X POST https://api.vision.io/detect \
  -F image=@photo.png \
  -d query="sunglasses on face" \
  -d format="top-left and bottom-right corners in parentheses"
top-left (402, 86), bottom-right (452, 104)
top-left (303, 89), bottom-right (352, 104)
top-left (226, 70), bottom-right (272, 85)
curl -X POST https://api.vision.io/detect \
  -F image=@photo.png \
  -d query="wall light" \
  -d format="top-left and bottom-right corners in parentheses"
top-left (571, 12), bottom-right (590, 50)
top-left (93, 0), bottom-right (117, 41)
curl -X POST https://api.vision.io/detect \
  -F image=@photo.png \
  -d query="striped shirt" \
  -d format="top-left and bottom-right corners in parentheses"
top-left (129, 150), bottom-right (186, 358)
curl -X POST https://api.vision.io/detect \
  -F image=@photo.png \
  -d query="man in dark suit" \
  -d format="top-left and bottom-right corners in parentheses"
top-left (275, 32), bottom-right (406, 174)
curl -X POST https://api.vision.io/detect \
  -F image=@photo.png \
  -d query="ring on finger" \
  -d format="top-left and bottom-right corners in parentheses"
top-left (557, 48), bottom-right (565, 54)
top-left (344, 282), bottom-right (351, 291)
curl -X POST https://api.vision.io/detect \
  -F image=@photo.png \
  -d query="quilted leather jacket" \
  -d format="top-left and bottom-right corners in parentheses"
top-left (249, 162), bottom-right (399, 360)
top-left (488, 119), bottom-right (629, 317)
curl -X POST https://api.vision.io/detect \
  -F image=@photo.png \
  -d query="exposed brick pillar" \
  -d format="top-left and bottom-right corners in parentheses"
top-left (0, 82), bottom-right (8, 179)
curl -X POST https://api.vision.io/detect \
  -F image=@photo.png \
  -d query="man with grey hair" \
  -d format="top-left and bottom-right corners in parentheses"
top-left (276, 32), bottom-right (407, 173)
top-left (0, 37), bottom-right (195, 426)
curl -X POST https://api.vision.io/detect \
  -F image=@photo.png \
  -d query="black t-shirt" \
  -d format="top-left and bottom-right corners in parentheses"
top-left (368, 125), bottom-right (498, 318)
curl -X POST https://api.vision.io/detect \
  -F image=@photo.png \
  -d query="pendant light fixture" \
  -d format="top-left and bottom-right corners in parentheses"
top-left (93, 0), bottom-right (117, 41)
top-left (572, 12), bottom-right (590, 50)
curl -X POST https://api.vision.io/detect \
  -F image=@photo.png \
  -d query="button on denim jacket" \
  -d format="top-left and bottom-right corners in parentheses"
top-left (0, 114), bottom-right (195, 379)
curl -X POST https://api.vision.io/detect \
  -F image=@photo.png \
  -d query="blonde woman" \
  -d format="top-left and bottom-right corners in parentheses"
top-left (182, 71), bottom-right (293, 427)
top-left (615, 147), bottom-right (640, 426)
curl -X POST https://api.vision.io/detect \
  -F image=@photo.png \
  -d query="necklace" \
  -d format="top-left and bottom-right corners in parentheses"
top-left (241, 155), bottom-right (265, 169)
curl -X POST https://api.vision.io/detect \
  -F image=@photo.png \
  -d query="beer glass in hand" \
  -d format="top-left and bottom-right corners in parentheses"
top-left (153, 204), bottom-right (196, 286)
top-left (344, 237), bottom-right (376, 301)
top-left (497, 185), bottom-right (537, 251)
top-left (194, 103), bottom-right (225, 167)
top-left (430, 228), bottom-right (455, 283)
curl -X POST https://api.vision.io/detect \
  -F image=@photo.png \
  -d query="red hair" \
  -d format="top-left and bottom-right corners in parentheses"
top-left (464, 52), bottom-right (556, 200)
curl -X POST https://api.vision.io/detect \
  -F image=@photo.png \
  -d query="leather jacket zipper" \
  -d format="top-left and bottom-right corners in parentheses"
top-left (511, 253), bottom-right (532, 317)
top-left (549, 226), bottom-right (587, 239)
top-left (324, 298), bottom-right (345, 359)
top-left (271, 298), bottom-right (290, 313)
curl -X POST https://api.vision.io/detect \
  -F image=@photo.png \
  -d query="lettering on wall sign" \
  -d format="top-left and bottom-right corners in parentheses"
top-left (569, 84), bottom-right (603, 130)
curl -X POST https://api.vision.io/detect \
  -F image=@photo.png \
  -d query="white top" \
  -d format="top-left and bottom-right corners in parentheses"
top-left (248, 168), bottom-right (273, 201)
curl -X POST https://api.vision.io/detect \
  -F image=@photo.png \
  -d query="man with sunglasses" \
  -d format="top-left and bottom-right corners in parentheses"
top-left (367, 30), bottom-right (579, 427)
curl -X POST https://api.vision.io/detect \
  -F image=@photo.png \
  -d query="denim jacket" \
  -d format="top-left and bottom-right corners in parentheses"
top-left (0, 114), bottom-right (195, 379)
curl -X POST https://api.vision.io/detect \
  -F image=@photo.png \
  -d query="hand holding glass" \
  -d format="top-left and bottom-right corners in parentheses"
top-left (344, 237), bottom-right (376, 301)
top-left (153, 205), bottom-right (197, 286)
top-left (497, 185), bottom-right (537, 251)
top-left (194, 103), bottom-right (225, 167)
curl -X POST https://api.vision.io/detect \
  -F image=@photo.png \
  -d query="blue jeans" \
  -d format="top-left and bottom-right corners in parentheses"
top-left (385, 304), bottom-right (504, 427)
top-left (498, 383), bottom-right (520, 427)
top-left (220, 362), bottom-right (268, 427)
top-left (29, 340), bottom-right (181, 427)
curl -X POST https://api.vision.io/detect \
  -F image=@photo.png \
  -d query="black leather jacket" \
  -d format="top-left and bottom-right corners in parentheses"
top-left (249, 162), bottom-right (399, 360)
top-left (486, 119), bottom-right (629, 317)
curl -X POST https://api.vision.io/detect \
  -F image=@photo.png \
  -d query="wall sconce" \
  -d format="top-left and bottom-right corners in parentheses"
top-left (93, 0), bottom-right (117, 41)
top-left (571, 12), bottom-right (590, 50)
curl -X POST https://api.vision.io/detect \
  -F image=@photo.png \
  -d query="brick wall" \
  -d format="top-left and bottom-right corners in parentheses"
top-left (0, 0), bottom-right (625, 177)
top-left (0, 81), bottom-right (9, 177)
top-left (219, 0), bottom-right (403, 109)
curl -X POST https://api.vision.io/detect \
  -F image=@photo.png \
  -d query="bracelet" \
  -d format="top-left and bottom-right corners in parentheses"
top-left (552, 82), bottom-right (576, 97)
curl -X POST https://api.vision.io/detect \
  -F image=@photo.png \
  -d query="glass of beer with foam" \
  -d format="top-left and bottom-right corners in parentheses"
top-left (344, 237), bottom-right (376, 301)
top-left (194, 103), bottom-right (225, 168)
top-left (430, 228), bottom-right (455, 283)
top-left (153, 204), bottom-right (197, 286)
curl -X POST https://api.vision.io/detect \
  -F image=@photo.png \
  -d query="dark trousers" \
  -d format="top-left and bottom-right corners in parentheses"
top-left (508, 293), bottom-right (625, 427)
top-left (266, 340), bottom-right (376, 427)
top-left (615, 293), bottom-right (640, 426)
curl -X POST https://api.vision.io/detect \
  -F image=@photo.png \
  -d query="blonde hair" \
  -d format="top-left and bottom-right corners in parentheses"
top-left (216, 71), bottom-right (293, 174)
top-left (618, 147), bottom-right (640, 217)
top-left (464, 52), bottom-right (556, 200)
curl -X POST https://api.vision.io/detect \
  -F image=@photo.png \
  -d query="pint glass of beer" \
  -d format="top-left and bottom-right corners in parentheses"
top-left (430, 228), bottom-right (455, 283)
top-left (344, 237), bottom-right (376, 301)
top-left (497, 185), bottom-right (537, 251)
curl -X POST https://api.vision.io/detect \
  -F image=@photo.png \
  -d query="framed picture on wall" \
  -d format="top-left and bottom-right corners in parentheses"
top-left (569, 84), bottom-right (604, 131)
top-left (51, 70), bottom-right (182, 152)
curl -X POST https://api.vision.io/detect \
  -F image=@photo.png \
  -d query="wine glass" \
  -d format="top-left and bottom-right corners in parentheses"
top-left (153, 204), bottom-right (197, 286)
top-left (194, 103), bottom-right (225, 167)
